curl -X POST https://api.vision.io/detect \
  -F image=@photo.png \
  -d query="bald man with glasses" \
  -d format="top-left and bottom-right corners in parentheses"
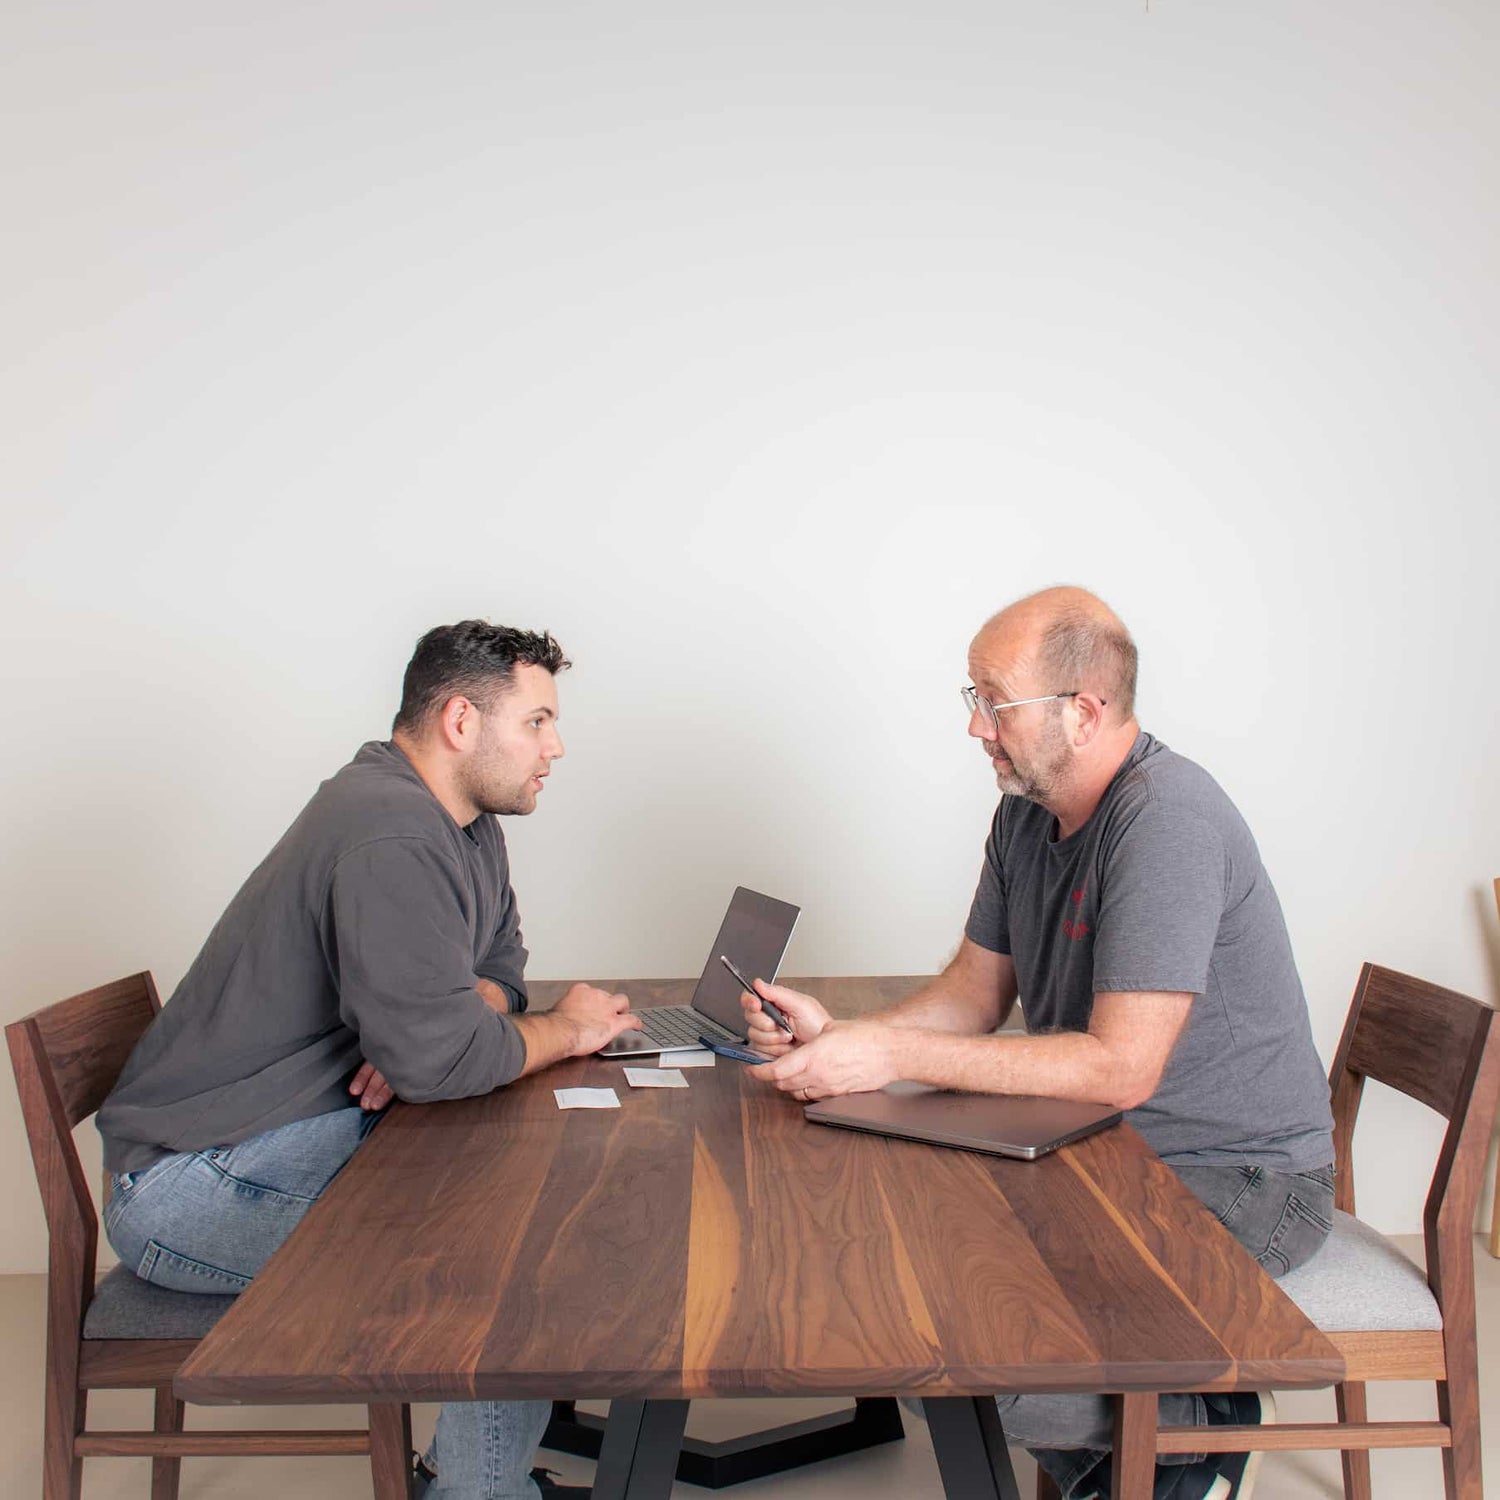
top-left (739, 586), bottom-right (1334, 1500)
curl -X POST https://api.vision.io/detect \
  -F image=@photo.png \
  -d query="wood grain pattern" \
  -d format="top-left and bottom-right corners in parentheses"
top-left (177, 977), bottom-right (1340, 1416)
top-left (1154, 1420), bottom-right (1453, 1454)
top-left (1333, 1329), bottom-right (1445, 1382)
top-left (74, 1431), bottom-right (373, 1457)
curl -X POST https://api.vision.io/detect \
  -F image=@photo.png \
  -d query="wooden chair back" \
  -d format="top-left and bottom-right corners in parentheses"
top-left (6, 973), bottom-right (161, 1313)
top-left (1327, 962), bottom-right (1500, 1316)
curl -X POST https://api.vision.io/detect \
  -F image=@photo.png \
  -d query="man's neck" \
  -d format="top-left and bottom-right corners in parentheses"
top-left (390, 732), bottom-right (478, 828)
top-left (1046, 721), bottom-right (1142, 840)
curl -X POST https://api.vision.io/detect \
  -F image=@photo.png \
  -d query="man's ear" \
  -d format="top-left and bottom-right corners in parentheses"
top-left (1070, 693), bottom-right (1109, 747)
top-left (437, 695), bottom-right (480, 753)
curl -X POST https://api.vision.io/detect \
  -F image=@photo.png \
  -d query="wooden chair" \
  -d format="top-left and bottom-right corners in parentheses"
top-left (1062, 962), bottom-right (1500, 1500)
top-left (7, 972), bottom-right (413, 1500)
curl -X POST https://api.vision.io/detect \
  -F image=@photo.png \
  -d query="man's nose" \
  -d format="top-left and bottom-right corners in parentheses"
top-left (966, 705), bottom-right (995, 741)
top-left (545, 729), bottom-right (565, 761)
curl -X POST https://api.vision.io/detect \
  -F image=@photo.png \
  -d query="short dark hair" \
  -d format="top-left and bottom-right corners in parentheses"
top-left (392, 620), bottom-right (571, 734)
top-left (1036, 608), bottom-right (1138, 719)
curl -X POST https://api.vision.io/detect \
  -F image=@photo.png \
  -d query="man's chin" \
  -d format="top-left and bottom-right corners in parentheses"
top-left (485, 793), bottom-right (538, 817)
top-left (992, 767), bottom-right (1034, 799)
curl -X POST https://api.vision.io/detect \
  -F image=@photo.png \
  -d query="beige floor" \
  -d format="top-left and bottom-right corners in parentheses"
top-left (2, 1238), bottom-right (1493, 1499)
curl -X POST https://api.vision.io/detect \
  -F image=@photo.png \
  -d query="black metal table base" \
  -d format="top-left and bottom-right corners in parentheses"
top-left (592, 1400), bottom-right (692, 1500)
top-left (543, 1396), bottom-right (906, 1489)
top-left (922, 1396), bottom-right (1020, 1500)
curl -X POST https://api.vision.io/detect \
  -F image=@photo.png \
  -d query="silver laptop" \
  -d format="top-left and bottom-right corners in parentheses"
top-left (598, 886), bottom-right (800, 1058)
top-left (804, 1081), bottom-right (1121, 1160)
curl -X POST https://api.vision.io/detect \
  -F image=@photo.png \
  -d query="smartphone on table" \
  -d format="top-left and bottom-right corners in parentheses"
top-left (696, 1035), bottom-right (775, 1065)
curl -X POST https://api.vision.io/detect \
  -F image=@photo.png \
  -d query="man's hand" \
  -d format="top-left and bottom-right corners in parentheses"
top-left (349, 1061), bottom-right (395, 1111)
top-left (552, 983), bottom-right (643, 1056)
top-left (739, 981), bottom-right (832, 1057)
top-left (763, 1022), bottom-right (897, 1101)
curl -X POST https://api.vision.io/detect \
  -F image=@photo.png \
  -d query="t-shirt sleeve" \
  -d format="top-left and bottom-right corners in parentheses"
top-left (1091, 803), bottom-right (1226, 995)
top-left (324, 837), bottom-right (528, 1099)
top-left (474, 879), bottom-right (529, 1014)
top-left (964, 807), bottom-right (1012, 954)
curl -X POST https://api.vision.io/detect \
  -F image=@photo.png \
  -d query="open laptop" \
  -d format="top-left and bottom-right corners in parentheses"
top-left (598, 886), bottom-right (800, 1058)
top-left (804, 1081), bottom-right (1121, 1160)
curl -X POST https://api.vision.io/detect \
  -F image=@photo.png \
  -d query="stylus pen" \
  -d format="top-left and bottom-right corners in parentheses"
top-left (719, 954), bottom-right (795, 1035)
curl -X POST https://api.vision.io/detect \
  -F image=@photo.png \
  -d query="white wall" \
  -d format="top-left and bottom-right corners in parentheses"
top-left (2, 0), bottom-right (1496, 1272)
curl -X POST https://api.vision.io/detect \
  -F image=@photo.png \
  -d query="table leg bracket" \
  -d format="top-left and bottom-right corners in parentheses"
top-left (543, 1397), bottom-right (906, 1489)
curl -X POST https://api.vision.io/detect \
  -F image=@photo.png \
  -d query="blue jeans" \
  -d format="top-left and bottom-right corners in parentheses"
top-left (104, 1107), bottom-right (553, 1500)
top-left (1007, 1162), bottom-right (1336, 1500)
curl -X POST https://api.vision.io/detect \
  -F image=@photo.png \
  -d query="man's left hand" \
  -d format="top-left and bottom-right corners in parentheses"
top-left (349, 1061), bottom-right (395, 1111)
top-left (763, 1023), bottom-right (897, 1101)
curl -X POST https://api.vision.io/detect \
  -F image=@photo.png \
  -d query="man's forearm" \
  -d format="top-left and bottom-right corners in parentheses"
top-left (876, 980), bottom-right (1004, 1035)
top-left (509, 1010), bottom-right (583, 1077)
top-left (870, 941), bottom-right (1016, 1035)
top-left (891, 1027), bottom-right (1132, 1105)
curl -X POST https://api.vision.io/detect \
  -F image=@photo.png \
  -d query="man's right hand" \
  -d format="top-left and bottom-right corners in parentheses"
top-left (553, 983), bottom-right (643, 1056)
top-left (740, 981), bottom-right (833, 1057)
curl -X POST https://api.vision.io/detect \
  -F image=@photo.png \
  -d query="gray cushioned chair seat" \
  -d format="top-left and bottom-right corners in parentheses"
top-left (82, 1263), bottom-right (238, 1340)
top-left (1276, 1209), bottom-right (1442, 1332)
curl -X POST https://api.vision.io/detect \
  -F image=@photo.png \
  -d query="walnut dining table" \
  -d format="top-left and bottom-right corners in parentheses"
top-left (175, 977), bottom-right (1343, 1500)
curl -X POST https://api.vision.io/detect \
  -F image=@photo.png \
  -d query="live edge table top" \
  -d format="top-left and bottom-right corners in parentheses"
top-left (175, 977), bottom-right (1342, 1408)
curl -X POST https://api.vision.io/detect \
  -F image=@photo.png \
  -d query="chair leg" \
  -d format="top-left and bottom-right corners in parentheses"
top-left (150, 1385), bottom-right (186, 1500)
top-left (1439, 1364), bottom-right (1484, 1500)
top-left (42, 1373), bottom-right (84, 1500)
top-left (1334, 1382), bottom-right (1372, 1500)
top-left (1037, 1472), bottom-right (1062, 1500)
top-left (1112, 1393), bottom-right (1158, 1499)
top-left (368, 1402), bottom-right (414, 1500)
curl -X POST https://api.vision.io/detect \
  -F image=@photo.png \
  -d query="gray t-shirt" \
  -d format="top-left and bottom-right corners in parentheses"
top-left (99, 741), bottom-right (531, 1173)
top-left (964, 731), bottom-right (1333, 1171)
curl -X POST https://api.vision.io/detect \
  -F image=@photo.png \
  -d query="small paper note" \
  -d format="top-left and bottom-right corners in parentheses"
top-left (554, 1088), bottom-right (621, 1109)
top-left (624, 1067), bottom-right (689, 1089)
top-left (667, 1049), bottom-right (715, 1068)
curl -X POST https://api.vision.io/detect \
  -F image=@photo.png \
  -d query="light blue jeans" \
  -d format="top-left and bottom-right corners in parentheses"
top-left (104, 1107), bottom-right (553, 1500)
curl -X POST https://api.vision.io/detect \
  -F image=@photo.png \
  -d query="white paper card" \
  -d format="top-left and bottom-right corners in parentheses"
top-left (667, 1049), bottom-right (716, 1068)
top-left (624, 1067), bottom-right (689, 1089)
top-left (554, 1088), bottom-right (621, 1109)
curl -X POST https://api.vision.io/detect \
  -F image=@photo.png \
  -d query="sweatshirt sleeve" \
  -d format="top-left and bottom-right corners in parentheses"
top-left (323, 836), bottom-right (528, 1099)
top-left (474, 877), bottom-right (529, 1013)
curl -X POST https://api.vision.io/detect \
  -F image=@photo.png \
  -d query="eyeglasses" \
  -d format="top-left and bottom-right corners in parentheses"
top-left (961, 686), bottom-right (1099, 735)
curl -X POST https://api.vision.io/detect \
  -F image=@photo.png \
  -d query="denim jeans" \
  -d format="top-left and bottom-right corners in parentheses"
top-left (104, 1107), bottom-right (553, 1500)
top-left (1008, 1162), bottom-right (1336, 1500)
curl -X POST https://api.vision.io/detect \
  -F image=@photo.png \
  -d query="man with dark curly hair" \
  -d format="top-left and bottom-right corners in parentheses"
top-left (99, 619), bottom-right (639, 1500)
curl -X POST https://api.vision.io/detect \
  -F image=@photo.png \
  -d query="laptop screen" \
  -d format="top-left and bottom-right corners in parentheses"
top-left (691, 887), bottom-right (800, 1036)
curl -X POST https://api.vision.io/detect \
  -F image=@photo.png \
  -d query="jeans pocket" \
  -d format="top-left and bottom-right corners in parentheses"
top-left (1262, 1192), bottom-right (1334, 1277)
top-left (137, 1238), bottom-right (252, 1295)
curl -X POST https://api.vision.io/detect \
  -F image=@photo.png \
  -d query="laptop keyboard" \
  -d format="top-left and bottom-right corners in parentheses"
top-left (641, 1007), bottom-right (735, 1047)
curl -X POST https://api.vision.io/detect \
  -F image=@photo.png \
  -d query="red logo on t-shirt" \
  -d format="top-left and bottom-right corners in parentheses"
top-left (1062, 887), bottom-right (1090, 941)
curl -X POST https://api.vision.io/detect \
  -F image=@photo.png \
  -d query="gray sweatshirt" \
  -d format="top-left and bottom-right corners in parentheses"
top-left (98, 741), bottom-right (530, 1173)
